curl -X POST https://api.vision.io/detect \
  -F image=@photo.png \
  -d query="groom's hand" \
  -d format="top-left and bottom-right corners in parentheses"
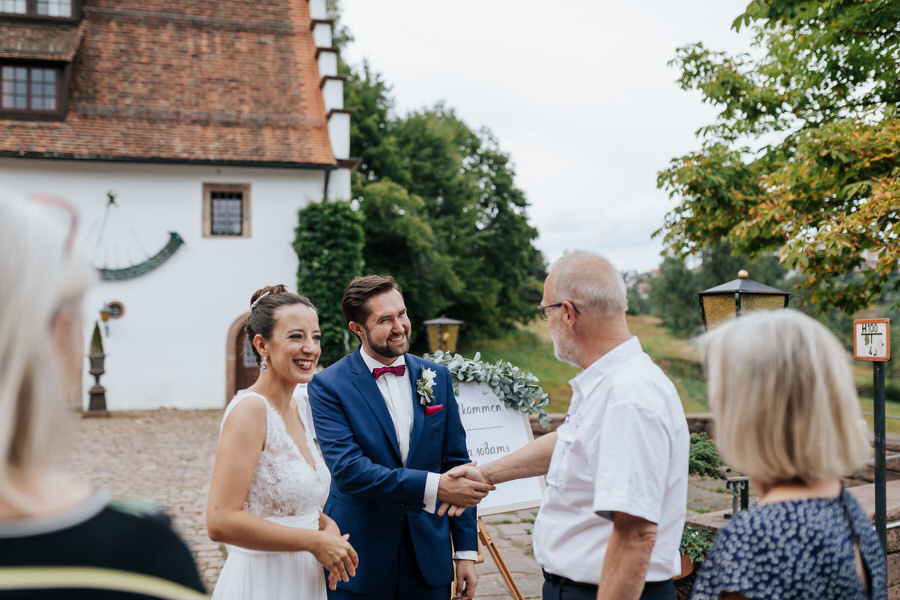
top-left (438, 463), bottom-right (493, 516)
top-left (454, 559), bottom-right (477, 600)
top-left (437, 462), bottom-right (495, 515)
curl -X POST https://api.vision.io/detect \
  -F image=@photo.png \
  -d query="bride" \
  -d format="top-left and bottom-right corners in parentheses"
top-left (207, 285), bottom-right (358, 600)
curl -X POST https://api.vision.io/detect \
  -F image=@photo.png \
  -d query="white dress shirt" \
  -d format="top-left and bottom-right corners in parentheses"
top-left (532, 337), bottom-right (689, 584)
top-left (359, 351), bottom-right (441, 513)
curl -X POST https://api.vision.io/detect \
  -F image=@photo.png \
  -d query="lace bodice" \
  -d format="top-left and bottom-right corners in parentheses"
top-left (222, 390), bottom-right (330, 519)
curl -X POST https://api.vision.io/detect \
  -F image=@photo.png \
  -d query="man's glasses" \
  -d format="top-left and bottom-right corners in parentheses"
top-left (31, 193), bottom-right (78, 255)
top-left (537, 301), bottom-right (581, 320)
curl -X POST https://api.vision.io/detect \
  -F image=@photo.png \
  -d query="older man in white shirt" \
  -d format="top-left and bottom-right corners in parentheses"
top-left (445, 250), bottom-right (689, 600)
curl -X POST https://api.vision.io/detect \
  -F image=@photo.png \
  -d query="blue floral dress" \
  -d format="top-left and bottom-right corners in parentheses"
top-left (691, 488), bottom-right (886, 600)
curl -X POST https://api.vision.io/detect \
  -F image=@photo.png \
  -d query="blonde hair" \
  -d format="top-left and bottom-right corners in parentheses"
top-left (550, 251), bottom-right (627, 318)
top-left (0, 195), bottom-right (95, 509)
top-left (702, 309), bottom-right (870, 486)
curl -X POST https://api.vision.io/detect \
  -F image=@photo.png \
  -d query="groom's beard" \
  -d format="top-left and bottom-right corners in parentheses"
top-left (363, 325), bottom-right (410, 359)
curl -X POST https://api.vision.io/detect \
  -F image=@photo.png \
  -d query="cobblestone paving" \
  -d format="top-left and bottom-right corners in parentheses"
top-left (69, 409), bottom-right (545, 598)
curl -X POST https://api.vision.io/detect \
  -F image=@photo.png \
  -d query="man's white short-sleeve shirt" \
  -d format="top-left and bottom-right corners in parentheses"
top-left (533, 337), bottom-right (689, 584)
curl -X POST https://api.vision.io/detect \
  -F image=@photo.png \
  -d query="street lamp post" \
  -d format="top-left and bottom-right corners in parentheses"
top-left (699, 270), bottom-right (790, 517)
top-left (698, 270), bottom-right (790, 330)
top-left (423, 316), bottom-right (464, 353)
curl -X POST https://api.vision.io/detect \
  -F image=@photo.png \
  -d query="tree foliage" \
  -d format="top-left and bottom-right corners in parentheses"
top-left (647, 242), bottom-right (789, 337)
top-left (310, 1), bottom-right (545, 353)
top-left (657, 0), bottom-right (900, 314)
top-left (340, 60), bottom-right (544, 347)
top-left (295, 200), bottom-right (365, 366)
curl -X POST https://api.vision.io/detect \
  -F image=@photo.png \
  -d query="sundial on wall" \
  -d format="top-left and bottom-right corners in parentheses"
top-left (89, 191), bottom-right (184, 281)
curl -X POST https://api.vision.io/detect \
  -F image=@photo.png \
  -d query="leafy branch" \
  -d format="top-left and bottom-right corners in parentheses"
top-left (426, 350), bottom-right (551, 427)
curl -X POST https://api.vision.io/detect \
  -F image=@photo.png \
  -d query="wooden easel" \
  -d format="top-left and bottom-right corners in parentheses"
top-left (477, 517), bottom-right (525, 600)
top-left (452, 518), bottom-right (525, 600)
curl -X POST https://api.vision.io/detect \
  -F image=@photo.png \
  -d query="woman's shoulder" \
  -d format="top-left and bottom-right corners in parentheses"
top-left (694, 500), bottom-right (847, 600)
top-left (91, 500), bottom-right (205, 591)
top-left (0, 493), bottom-right (204, 593)
top-left (712, 498), bottom-right (841, 554)
top-left (223, 391), bottom-right (270, 423)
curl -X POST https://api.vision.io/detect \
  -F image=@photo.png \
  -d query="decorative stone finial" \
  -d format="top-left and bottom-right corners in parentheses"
top-left (738, 270), bottom-right (749, 279)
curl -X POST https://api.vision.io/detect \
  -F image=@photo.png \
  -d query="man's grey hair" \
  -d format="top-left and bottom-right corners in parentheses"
top-left (549, 250), bottom-right (627, 318)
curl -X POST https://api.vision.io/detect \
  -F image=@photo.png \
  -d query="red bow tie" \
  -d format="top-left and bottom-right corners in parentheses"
top-left (373, 364), bottom-right (406, 379)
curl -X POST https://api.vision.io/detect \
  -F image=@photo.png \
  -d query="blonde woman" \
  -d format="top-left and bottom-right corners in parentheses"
top-left (691, 309), bottom-right (887, 600)
top-left (0, 196), bottom-right (205, 598)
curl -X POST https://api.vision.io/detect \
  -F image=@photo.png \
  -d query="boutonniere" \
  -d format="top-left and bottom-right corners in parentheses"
top-left (416, 367), bottom-right (437, 406)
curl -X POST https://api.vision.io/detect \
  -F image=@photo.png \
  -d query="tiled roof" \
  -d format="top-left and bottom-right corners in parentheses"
top-left (0, 0), bottom-right (336, 166)
top-left (0, 21), bottom-right (85, 60)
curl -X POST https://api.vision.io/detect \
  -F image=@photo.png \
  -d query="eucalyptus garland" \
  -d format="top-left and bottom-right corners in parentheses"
top-left (425, 350), bottom-right (551, 427)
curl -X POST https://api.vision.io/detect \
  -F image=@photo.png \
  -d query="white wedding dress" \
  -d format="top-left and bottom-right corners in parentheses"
top-left (212, 389), bottom-right (331, 600)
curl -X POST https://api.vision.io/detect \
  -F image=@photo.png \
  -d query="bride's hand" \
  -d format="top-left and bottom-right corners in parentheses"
top-left (313, 531), bottom-right (358, 588)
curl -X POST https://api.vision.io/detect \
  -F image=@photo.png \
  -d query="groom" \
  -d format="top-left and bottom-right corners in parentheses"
top-left (309, 275), bottom-right (490, 600)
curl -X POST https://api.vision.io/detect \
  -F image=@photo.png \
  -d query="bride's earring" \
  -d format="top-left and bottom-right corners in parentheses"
top-left (260, 355), bottom-right (268, 372)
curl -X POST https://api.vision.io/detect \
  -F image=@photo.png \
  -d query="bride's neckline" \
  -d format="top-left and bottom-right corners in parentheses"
top-left (242, 390), bottom-right (318, 473)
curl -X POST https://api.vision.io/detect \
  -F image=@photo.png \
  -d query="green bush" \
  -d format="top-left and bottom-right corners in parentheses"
top-left (294, 199), bottom-right (364, 367)
top-left (689, 433), bottom-right (725, 479)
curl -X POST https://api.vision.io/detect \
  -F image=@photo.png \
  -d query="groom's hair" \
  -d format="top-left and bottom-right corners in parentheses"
top-left (342, 274), bottom-right (401, 327)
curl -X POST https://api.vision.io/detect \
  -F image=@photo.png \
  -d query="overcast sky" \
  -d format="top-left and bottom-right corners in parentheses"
top-left (339, 1), bottom-right (757, 273)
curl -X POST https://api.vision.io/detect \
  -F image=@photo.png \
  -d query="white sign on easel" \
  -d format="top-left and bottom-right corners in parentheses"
top-left (455, 381), bottom-right (546, 516)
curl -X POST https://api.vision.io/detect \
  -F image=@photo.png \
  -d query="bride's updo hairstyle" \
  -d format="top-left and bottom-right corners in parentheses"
top-left (245, 285), bottom-right (317, 365)
top-left (0, 194), bottom-right (95, 510)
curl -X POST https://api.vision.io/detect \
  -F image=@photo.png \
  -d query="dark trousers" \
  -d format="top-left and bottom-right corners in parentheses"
top-left (542, 570), bottom-right (674, 600)
top-left (328, 520), bottom-right (450, 600)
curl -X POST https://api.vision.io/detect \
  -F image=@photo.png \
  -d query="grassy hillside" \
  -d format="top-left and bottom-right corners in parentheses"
top-left (459, 315), bottom-right (900, 433)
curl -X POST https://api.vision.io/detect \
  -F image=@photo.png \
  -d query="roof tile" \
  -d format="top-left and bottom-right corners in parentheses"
top-left (0, 1), bottom-right (336, 166)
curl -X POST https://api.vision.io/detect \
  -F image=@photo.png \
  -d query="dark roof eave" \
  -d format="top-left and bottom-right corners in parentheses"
top-left (0, 150), bottom-right (337, 170)
top-left (699, 278), bottom-right (789, 295)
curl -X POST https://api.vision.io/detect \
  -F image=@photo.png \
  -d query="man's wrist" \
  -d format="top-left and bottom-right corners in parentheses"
top-left (480, 464), bottom-right (495, 486)
top-left (453, 551), bottom-right (478, 561)
top-left (422, 471), bottom-right (440, 513)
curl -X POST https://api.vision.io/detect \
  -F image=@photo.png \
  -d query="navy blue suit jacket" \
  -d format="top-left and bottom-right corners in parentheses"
top-left (308, 348), bottom-right (477, 594)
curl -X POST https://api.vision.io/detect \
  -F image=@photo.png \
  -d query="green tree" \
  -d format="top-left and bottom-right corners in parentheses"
top-left (656, 1), bottom-right (900, 314)
top-left (343, 61), bottom-right (404, 188)
top-left (356, 179), bottom-right (461, 346)
top-left (326, 1), bottom-right (545, 345)
top-left (295, 200), bottom-right (365, 366)
top-left (647, 241), bottom-right (790, 338)
top-left (648, 256), bottom-right (701, 337)
top-left (388, 107), bottom-right (545, 338)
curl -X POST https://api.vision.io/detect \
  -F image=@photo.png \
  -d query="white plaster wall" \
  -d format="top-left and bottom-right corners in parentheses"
top-left (322, 78), bottom-right (344, 112)
top-left (312, 22), bottom-right (332, 47)
top-left (328, 168), bottom-right (351, 201)
top-left (308, 0), bottom-right (327, 20)
top-left (317, 51), bottom-right (337, 77)
top-left (327, 112), bottom-right (351, 159)
top-left (1, 158), bottom-right (327, 409)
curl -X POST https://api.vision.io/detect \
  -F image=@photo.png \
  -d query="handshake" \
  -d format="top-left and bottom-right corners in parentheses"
top-left (436, 462), bottom-right (496, 517)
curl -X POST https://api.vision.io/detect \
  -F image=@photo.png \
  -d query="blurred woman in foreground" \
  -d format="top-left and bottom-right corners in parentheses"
top-left (0, 195), bottom-right (205, 598)
top-left (691, 309), bottom-right (886, 600)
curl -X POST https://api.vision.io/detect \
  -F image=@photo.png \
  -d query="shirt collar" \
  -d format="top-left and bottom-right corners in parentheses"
top-left (568, 336), bottom-right (642, 415)
top-left (359, 348), bottom-right (406, 373)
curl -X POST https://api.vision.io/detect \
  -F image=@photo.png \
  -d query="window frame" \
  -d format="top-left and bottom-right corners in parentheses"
top-left (0, 0), bottom-right (82, 22)
top-left (202, 183), bottom-right (252, 239)
top-left (0, 60), bottom-right (69, 119)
